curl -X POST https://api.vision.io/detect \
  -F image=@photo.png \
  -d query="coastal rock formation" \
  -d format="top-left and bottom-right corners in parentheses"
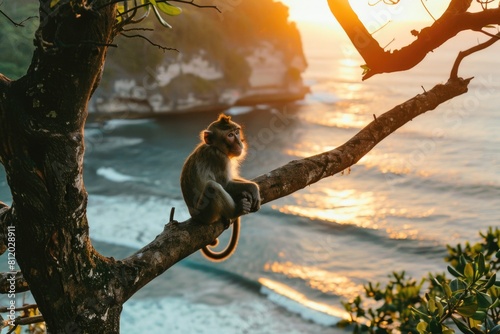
top-left (90, 0), bottom-right (308, 117)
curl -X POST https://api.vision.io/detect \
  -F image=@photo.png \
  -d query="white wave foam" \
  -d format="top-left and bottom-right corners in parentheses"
top-left (226, 106), bottom-right (254, 115)
top-left (121, 293), bottom-right (343, 334)
top-left (96, 167), bottom-right (142, 183)
top-left (88, 195), bottom-right (190, 249)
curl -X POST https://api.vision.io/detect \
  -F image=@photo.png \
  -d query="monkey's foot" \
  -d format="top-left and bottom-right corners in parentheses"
top-left (222, 218), bottom-right (232, 229)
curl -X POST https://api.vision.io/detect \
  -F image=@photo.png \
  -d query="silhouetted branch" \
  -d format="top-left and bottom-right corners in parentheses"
top-left (450, 32), bottom-right (500, 79)
top-left (0, 9), bottom-right (36, 27)
top-left (97, 0), bottom-right (220, 13)
top-left (120, 33), bottom-right (177, 51)
top-left (119, 77), bottom-right (471, 302)
top-left (328, 0), bottom-right (500, 80)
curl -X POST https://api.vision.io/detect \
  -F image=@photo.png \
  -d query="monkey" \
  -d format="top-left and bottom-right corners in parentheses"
top-left (180, 114), bottom-right (261, 261)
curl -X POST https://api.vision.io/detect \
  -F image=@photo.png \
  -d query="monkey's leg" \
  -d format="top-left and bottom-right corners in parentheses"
top-left (194, 181), bottom-right (247, 261)
top-left (193, 180), bottom-right (238, 223)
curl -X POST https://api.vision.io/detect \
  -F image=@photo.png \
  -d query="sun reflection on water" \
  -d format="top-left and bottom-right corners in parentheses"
top-left (274, 188), bottom-right (378, 228)
top-left (258, 277), bottom-right (350, 325)
top-left (263, 261), bottom-right (363, 300)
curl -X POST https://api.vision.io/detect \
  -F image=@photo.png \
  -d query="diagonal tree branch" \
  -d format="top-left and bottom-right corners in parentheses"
top-left (118, 77), bottom-right (471, 302)
top-left (328, 0), bottom-right (499, 80)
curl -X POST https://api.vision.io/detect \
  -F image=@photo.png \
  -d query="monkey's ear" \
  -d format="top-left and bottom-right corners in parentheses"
top-left (203, 130), bottom-right (213, 145)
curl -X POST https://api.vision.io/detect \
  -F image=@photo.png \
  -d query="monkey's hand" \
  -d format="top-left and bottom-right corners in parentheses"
top-left (241, 186), bottom-right (261, 213)
top-left (237, 197), bottom-right (252, 215)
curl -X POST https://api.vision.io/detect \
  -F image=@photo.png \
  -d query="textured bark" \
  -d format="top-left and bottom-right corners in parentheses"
top-left (327, 0), bottom-right (500, 80)
top-left (0, 1), bottom-right (123, 333)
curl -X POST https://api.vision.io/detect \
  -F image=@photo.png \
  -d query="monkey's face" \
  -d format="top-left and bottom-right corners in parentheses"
top-left (225, 128), bottom-right (244, 158)
top-left (204, 115), bottom-right (245, 159)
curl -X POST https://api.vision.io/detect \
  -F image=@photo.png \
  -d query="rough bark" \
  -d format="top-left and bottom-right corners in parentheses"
top-left (0, 1), bottom-right (123, 333)
top-left (327, 0), bottom-right (500, 80)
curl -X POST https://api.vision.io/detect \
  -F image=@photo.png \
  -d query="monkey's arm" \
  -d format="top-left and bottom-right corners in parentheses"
top-left (194, 180), bottom-right (251, 223)
top-left (225, 180), bottom-right (261, 212)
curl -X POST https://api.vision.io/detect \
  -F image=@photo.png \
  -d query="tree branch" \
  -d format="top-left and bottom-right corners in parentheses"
top-left (328, 0), bottom-right (499, 80)
top-left (0, 271), bottom-right (30, 294)
top-left (0, 203), bottom-right (9, 255)
top-left (450, 32), bottom-right (500, 79)
top-left (118, 77), bottom-right (471, 301)
top-left (0, 9), bottom-right (37, 27)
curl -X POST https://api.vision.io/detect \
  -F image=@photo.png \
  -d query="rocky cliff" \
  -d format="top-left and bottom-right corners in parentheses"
top-left (90, 0), bottom-right (308, 117)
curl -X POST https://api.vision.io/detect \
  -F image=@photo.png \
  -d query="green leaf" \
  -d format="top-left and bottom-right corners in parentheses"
top-left (477, 253), bottom-right (485, 277)
top-left (456, 302), bottom-right (478, 318)
top-left (444, 283), bottom-right (452, 298)
top-left (50, 0), bottom-right (60, 7)
top-left (485, 273), bottom-right (497, 290)
top-left (116, 3), bottom-right (126, 23)
top-left (450, 278), bottom-right (466, 293)
top-left (417, 321), bottom-right (428, 334)
top-left (476, 291), bottom-right (492, 308)
top-left (448, 265), bottom-right (464, 278)
top-left (471, 310), bottom-right (487, 321)
top-left (412, 306), bottom-right (430, 319)
top-left (436, 299), bottom-right (444, 318)
top-left (489, 324), bottom-right (500, 334)
top-left (151, 4), bottom-right (173, 28)
top-left (428, 297), bottom-right (437, 313)
top-left (452, 317), bottom-right (475, 334)
top-left (464, 262), bottom-right (474, 282)
top-left (150, 0), bottom-right (182, 16)
top-left (360, 64), bottom-right (370, 75)
top-left (491, 298), bottom-right (500, 309)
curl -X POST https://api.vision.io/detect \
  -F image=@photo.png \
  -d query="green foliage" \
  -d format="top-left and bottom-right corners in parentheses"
top-left (340, 228), bottom-right (500, 334)
top-left (116, 0), bottom-right (183, 28)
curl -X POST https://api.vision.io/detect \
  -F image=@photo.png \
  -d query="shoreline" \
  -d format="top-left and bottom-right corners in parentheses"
top-left (87, 87), bottom-right (310, 123)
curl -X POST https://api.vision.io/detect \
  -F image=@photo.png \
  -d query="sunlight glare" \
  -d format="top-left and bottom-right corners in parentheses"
top-left (279, 0), bottom-right (335, 23)
top-left (274, 188), bottom-right (378, 228)
top-left (263, 262), bottom-right (363, 299)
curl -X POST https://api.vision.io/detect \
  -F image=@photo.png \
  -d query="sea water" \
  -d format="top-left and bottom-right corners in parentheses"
top-left (1, 21), bottom-right (499, 333)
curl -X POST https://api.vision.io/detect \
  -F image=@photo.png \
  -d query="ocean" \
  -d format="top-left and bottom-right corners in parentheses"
top-left (2, 21), bottom-right (500, 333)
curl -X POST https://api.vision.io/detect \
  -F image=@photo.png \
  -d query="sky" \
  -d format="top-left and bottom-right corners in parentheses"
top-left (279, 0), bottom-right (450, 25)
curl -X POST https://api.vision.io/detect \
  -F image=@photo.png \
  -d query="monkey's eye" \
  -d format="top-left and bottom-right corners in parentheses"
top-left (227, 133), bottom-right (234, 138)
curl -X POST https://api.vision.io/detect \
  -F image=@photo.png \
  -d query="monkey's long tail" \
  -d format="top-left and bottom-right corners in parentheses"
top-left (201, 218), bottom-right (240, 262)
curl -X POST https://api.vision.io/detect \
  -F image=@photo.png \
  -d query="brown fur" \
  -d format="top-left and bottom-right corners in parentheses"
top-left (180, 114), bottom-right (260, 261)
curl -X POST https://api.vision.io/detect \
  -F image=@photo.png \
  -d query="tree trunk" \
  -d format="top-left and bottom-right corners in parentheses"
top-left (0, 1), bottom-right (124, 332)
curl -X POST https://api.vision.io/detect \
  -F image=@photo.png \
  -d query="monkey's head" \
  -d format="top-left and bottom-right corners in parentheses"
top-left (202, 114), bottom-right (244, 158)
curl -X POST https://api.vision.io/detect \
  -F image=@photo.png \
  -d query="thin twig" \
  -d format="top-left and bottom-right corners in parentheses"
top-left (96, 0), bottom-right (220, 13)
top-left (450, 32), bottom-right (500, 79)
top-left (121, 27), bottom-right (154, 32)
top-left (120, 32), bottom-right (178, 52)
top-left (420, 0), bottom-right (436, 21)
top-left (0, 9), bottom-right (37, 27)
top-left (370, 20), bottom-right (391, 35)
